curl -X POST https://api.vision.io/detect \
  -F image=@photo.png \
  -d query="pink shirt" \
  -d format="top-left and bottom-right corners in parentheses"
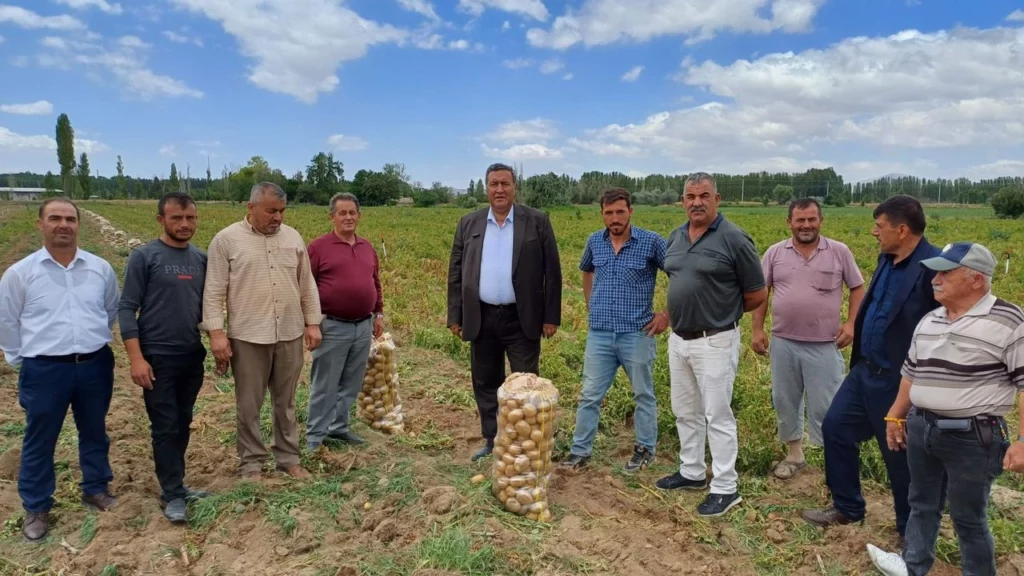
top-left (762, 236), bottom-right (865, 342)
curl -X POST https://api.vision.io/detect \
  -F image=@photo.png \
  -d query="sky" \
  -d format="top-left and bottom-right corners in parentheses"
top-left (1, 0), bottom-right (1023, 188)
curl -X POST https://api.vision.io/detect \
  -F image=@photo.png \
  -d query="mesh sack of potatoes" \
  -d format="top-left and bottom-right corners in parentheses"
top-left (490, 372), bottom-right (559, 522)
top-left (356, 332), bottom-right (405, 434)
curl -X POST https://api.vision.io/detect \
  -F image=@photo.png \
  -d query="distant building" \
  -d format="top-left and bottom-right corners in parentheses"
top-left (0, 187), bottom-right (47, 201)
top-left (397, 197), bottom-right (415, 206)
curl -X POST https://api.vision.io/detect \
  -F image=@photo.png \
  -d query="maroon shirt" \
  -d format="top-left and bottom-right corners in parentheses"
top-left (307, 233), bottom-right (383, 321)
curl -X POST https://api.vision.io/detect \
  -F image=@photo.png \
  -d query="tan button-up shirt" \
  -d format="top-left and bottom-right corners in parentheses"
top-left (201, 218), bottom-right (323, 344)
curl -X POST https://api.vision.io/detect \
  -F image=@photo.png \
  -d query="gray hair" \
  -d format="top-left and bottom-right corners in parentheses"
top-left (249, 181), bottom-right (287, 203)
top-left (683, 171), bottom-right (717, 194)
top-left (965, 268), bottom-right (993, 290)
top-left (329, 192), bottom-right (360, 215)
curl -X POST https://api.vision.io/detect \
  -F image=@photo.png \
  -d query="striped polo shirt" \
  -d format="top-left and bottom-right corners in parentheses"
top-left (903, 292), bottom-right (1024, 418)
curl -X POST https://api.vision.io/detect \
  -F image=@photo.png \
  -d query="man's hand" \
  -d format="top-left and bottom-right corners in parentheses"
top-left (210, 331), bottom-right (232, 364)
top-left (215, 358), bottom-right (230, 376)
top-left (886, 420), bottom-right (907, 452)
top-left (129, 356), bottom-right (155, 390)
top-left (643, 312), bottom-right (669, 337)
top-left (373, 316), bottom-right (385, 339)
top-left (449, 324), bottom-right (462, 338)
top-left (835, 321), bottom-right (855, 349)
top-left (304, 325), bottom-right (322, 350)
top-left (543, 324), bottom-right (558, 338)
top-left (752, 330), bottom-right (769, 356)
top-left (1004, 442), bottom-right (1024, 473)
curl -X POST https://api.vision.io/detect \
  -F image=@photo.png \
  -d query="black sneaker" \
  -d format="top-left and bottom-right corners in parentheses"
top-left (697, 492), bottom-right (742, 517)
top-left (624, 445), bottom-right (654, 474)
top-left (558, 454), bottom-right (590, 471)
top-left (655, 471), bottom-right (708, 491)
top-left (163, 498), bottom-right (187, 524)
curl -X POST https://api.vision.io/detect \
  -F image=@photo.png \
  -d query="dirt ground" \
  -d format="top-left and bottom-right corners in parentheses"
top-left (0, 209), bottom-right (1021, 576)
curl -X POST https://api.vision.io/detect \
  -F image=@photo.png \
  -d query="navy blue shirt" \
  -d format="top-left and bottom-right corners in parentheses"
top-left (580, 226), bottom-right (666, 334)
top-left (859, 254), bottom-right (908, 369)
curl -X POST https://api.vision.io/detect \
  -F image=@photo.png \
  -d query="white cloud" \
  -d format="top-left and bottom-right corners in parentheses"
top-left (502, 20), bottom-right (511, 31)
top-left (485, 118), bottom-right (558, 143)
top-left (55, 0), bottom-right (123, 15)
top-left (0, 5), bottom-right (84, 30)
top-left (397, 0), bottom-right (440, 21)
top-left (458, 0), bottom-right (549, 21)
top-left (967, 159), bottom-right (1024, 178)
top-left (0, 34), bottom-right (5, 45)
top-left (1007, 10), bottom-right (1024, 22)
top-left (621, 65), bottom-right (644, 82)
top-left (162, 30), bottom-right (203, 47)
top-left (526, 0), bottom-right (823, 50)
top-left (563, 72), bottom-right (573, 80)
top-left (449, 39), bottom-right (470, 50)
top-left (159, 144), bottom-right (177, 157)
top-left (481, 143), bottom-right (564, 160)
top-left (169, 0), bottom-right (407, 104)
top-left (539, 58), bottom-right (563, 74)
top-left (0, 126), bottom-right (106, 154)
top-left (502, 57), bottom-right (532, 69)
top-left (37, 33), bottom-right (203, 99)
top-left (0, 100), bottom-right (54, 115)
top-left (327, 134), bottom-right (369, 151)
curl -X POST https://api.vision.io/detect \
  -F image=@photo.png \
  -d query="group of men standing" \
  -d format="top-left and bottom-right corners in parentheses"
top-left (0, 185), bottom-right (386, 541)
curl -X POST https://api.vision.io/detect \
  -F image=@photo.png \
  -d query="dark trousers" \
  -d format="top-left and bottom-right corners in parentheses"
top-left (822, 362), bottom-right (912, 536)
top-left (142, 349), bottom-right (206, 502)
top-left (470, 304), bottom-right (541, 441)
top-left (17, 345), bottom-right (115, 513)
top-left (903, 410), bottom-right (1005, 576)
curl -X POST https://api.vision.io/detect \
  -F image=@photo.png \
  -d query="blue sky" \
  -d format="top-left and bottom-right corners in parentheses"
top-left (1, 0), bottom-right (1023, 187)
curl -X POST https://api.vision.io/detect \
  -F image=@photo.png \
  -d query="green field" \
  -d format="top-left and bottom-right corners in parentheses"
top-left (0, 200), bottom-right (1021, 575)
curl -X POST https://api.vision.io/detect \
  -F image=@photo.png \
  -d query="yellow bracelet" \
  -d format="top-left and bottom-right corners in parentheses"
top-left (884, 416), bottom-right (907, 424)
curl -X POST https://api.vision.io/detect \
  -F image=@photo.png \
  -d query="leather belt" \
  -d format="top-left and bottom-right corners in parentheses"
top-left (674, 323), bottom-right (736, 341)
top-left (326, 314), bottom-right (372, 324)
top-left (481, 302), bottom-right (517, 311)
top-left (861, 359), bottom-right (890, 376)
top-left (35, 346), bottom-right (106, 364)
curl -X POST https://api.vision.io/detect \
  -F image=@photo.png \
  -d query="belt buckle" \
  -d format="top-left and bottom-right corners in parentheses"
top-left (74, 353), bottom-right (86, 364)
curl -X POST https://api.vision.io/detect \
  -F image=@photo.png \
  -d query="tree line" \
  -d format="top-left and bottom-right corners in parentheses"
top-left (1, 112), bottom-right (1022, 217)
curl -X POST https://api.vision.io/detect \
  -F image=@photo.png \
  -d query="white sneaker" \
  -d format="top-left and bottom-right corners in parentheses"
top-left (866, 543), bottom-right (908, 576)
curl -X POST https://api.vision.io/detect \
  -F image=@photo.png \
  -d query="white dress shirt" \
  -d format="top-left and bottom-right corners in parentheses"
top-left (478, 207), bottom-right (516, 305)
top-left (0, 247), bottom-right (120, 367)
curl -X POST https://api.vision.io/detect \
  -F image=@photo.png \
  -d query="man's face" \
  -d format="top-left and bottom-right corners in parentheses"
top-left (38, 201), bottom-right (79, 249)
top-left (931, 266), bottom-right (980, 307)
top-left (872, 214), bottom-right (905, 254)
top-left (788, 205), bottom-right (822, 245)
top-left (159, 201), bottom-right (197, 242)
top-left (330, 200), bottom-right (360, 235)
top-left (247, 194), bottom-right (286, 235)
top-left (682, 180), bottom-right (720, 227)
top-left (602, 199), bottom-right (632, 237)
top-left (487, 170), bottom-right (516, 213)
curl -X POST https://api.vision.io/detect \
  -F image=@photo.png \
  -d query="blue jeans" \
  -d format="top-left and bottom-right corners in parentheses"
top-left (17, 346), bottom-right (115, 512)
top-left (903, 410), bottom-right (1005, 576)
top-left (570, 330), bottom-right (657, 456)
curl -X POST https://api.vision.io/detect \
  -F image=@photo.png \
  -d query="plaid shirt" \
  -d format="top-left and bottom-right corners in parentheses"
top-left (580, 225), bottom-right (667, 334)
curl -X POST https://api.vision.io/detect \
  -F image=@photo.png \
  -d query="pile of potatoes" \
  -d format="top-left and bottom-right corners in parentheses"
top-left (490, 372), bottom-right (558, 523)
top-left (356, 333), bottom-right (405, 434)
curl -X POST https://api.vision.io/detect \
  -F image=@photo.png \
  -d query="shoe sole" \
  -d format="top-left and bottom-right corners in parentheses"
top-left (623, 457), bottom-right (654, 475)
top-left (81, 501), bottom-right (116, 512)
top-left (697, 495), bottom-right (743, 518)
top-left (164, 514), bottom-right (188, 524)
top-left (656, 481), bottom-right (708, 491)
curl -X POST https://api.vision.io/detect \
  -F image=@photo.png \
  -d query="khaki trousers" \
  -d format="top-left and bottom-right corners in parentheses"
top-left (229, 337), bottom-right (304, 474)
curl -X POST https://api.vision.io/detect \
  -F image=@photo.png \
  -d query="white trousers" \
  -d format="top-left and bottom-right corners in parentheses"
top-left (667, 328), bottom-right (741, 494)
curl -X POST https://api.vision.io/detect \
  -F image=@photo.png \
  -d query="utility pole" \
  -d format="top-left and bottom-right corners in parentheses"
top-left (741, 178), bottom-right (745, 202)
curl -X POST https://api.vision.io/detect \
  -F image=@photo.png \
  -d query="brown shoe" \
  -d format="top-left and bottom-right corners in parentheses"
top-left (278, 464), bottom-right (311, 479)
top-left (22, 511), bottom-right (49, 542)
top-left (801, 506), bottom-right (863, 528)
top-left (82, 492), bottom-right (117, 512)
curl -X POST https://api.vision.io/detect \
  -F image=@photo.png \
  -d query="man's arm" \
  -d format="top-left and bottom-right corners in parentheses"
top-left (446, 218), bottom-right (465, 331)
top-left (540, 214), bottom-right (562, 329)
top-left (118, 249), bottom-right (147, 345)
top-left (0, 269), bottom-right (25, 367)
top-left (103, 261), bottom-right (121, 332)
top-left (579, 238), bottom-right (594, 311)
top-left (295, 239), bottom-right (323, 327)
top-left (751, 247), bottom-right (774, 354)
top-left (846, 285), bottom-right (866, 324)
top-left (372, 249), bottom-right (384, 315)
top-left (733, 233), bottom-right (768, 312)
top-left (1003, 324), bottom-right (1024, 472)
top-left (201, 233), bottom-right (230, 334)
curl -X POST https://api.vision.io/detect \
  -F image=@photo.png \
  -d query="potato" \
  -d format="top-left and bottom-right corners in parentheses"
top-left (530, 429), bottom-right (545, 443)
top-left (356, 333), bottom-right (406, 434)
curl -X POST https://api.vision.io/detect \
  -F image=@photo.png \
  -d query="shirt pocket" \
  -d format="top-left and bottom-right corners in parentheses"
top-left (812, 268), bottom-right (843, 292)
top-left (696, 249), bottom-right (729, 276)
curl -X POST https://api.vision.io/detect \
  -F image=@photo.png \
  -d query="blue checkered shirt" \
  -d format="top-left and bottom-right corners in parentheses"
top-left (580, 226), bottom-right (667, 334)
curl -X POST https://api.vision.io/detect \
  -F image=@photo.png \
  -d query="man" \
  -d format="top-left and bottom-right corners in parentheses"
top-left (658, 172), bottom-right (767, 517)
top-left (752, 198), bottom-right (866, 480)
top-left (559, 188), bottom-right (669, 474)
top-left (865, 242), bottom-right (1024, 576)
top-left (203, 182), bottom-right (323, 479)
top-left (118, 192), bottom-right (210, 524)
top-left (803, 195), bottom-right (941, 546)
top-left (306, 193), bottom-right (384, 450)
top-left (0, 197), bottom-right (119, 541)
top-left (447, 163), bottom-right (562, 461)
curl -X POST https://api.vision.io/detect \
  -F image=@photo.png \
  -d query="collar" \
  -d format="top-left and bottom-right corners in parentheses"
top-left (242, 216), bottom-right (278, 236)
top-left (602, 225), bottom-right (635, 243)
top-left (330, 232), bottom-right (366, 246)
top-left (39, 246), bottom-right (85, 268)
top-left (487, 206), bottom-right (514, 224)
top-left (682, 212), bottom-right (723, 232)
top-left (934, 292), bottom-right (997, 320)
top-left (784, 236), bottom-right (828, 251)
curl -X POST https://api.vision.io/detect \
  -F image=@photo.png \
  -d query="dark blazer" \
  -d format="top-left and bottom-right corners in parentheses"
top-left (447, 204), bottom-right (562, 341)
top-left (850, 236), bottom-right (941, 379)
